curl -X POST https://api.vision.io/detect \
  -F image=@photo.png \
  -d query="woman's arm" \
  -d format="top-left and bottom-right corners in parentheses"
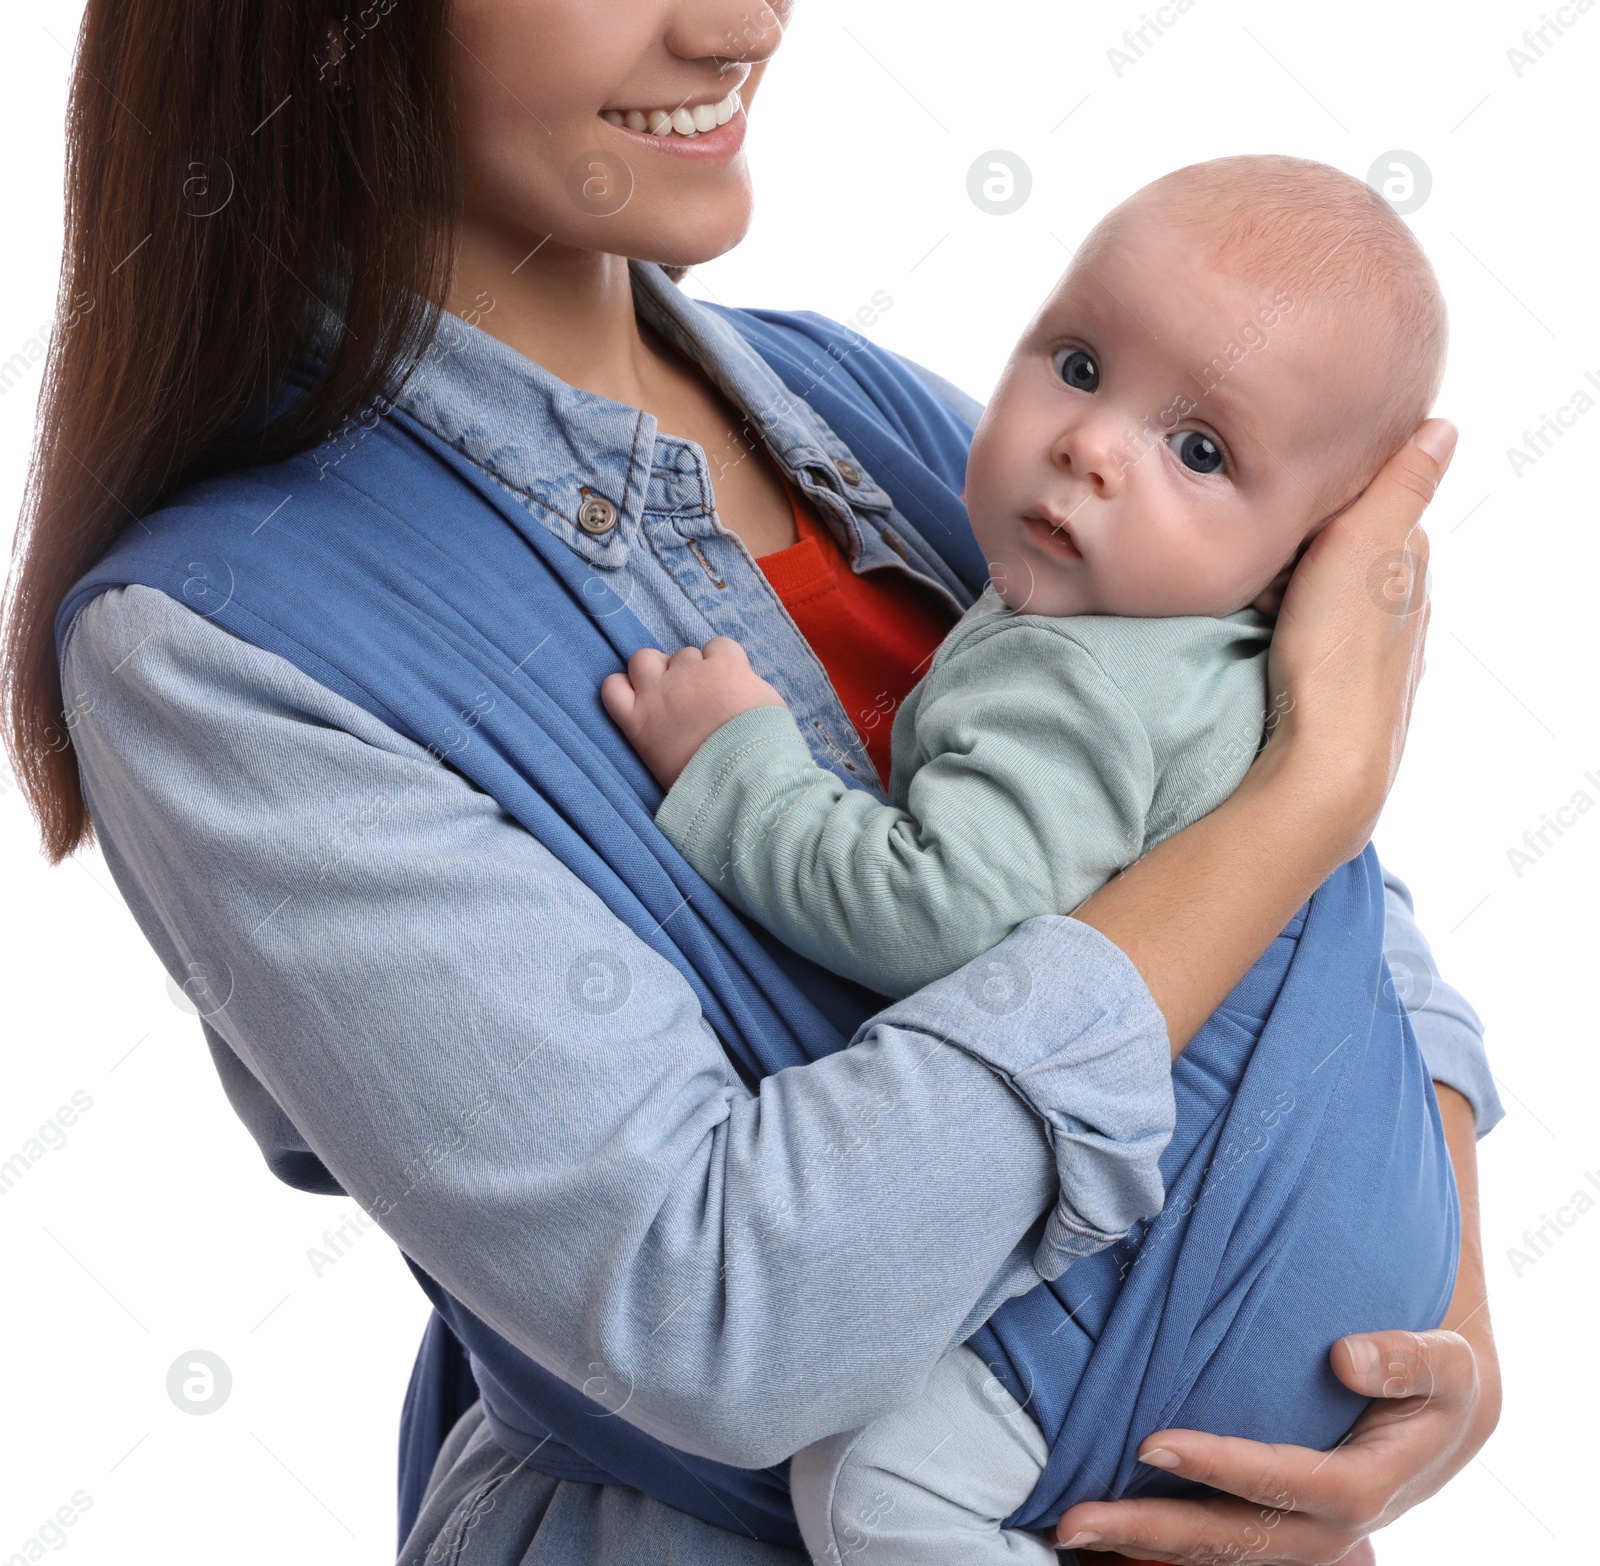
top-left (1073, 423), bottom-right (1456, 1053)
top-left (62, 583), bottom-right (1174, 1470)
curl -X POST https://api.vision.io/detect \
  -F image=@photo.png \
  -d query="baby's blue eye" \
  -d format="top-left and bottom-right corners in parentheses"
top-left (1055, 348), bottom-right (1099, 392)
top-left (1169, 431), bottom-right (1225, 474)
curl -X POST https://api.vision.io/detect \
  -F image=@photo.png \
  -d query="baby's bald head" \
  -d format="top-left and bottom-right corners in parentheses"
top-left (1088, 154), bottom-right (1448, 511)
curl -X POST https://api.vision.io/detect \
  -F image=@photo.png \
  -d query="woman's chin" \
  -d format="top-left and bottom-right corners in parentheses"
top-left (624, 192), bottom-right (755, 270)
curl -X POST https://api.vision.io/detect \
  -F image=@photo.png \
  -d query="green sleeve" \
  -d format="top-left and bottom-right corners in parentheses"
top-left (654, 624), bottom-right (1156, 998)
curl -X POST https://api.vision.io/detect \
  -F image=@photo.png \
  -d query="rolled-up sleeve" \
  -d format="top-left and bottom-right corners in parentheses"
top-left (1380, 864), bottom-right (1504, 1137)
top-left (60, 584), bottom-right (1172, 1469)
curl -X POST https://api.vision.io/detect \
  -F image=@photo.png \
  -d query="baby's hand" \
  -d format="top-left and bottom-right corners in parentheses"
top-left (601, 636), bottom-right (789, 789)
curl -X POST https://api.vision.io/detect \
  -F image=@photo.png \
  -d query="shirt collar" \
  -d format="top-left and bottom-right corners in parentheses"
top-left (390, 262), bottom-right (897, 568)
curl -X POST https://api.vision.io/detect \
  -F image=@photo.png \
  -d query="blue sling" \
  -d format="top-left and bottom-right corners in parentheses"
top-left (56, 306), bottom-right (1458, 1548)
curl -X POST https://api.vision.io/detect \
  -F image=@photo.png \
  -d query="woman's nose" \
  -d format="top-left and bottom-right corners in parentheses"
top-left (668, 0), bottom-right (791, 66)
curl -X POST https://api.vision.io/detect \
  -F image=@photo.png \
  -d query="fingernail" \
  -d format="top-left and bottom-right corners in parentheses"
top-left (1138, 1446), bottom-right (1182, 1470)
top-left (1059, 1531), bottom-right (1102, 1550)
top-left (1345, 1336), bottom-right (1382, 1381)
top-left (1411, 419), bottom-right (1458, 472)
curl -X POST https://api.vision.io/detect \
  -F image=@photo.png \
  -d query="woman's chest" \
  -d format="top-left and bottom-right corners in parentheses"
top-left (640, 324), bottom-right (800, 558)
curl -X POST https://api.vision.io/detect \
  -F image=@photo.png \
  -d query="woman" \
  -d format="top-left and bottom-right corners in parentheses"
top-left (3, 2), bottom-right (1499, 1562)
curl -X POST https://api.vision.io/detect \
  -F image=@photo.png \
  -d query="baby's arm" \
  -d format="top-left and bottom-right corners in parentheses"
top-left (606, 623), bottom-right (1157, 999)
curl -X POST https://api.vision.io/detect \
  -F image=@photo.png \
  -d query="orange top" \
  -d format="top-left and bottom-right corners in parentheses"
top-left (756, 476), bottom-right (956, 789)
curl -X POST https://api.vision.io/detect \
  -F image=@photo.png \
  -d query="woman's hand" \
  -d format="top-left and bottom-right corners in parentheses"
top-left (1055, 1329), bottom-right (1491, 1564)
top-left (1253, 419), bottom-right (1457, 866)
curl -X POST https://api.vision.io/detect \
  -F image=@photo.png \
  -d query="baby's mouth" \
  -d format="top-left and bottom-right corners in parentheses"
top-left (1022, 512), bottom-right (1083, 561)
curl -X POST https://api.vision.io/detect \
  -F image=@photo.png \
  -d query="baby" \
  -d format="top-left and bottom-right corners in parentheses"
top-left (603, 155), bottom-right (1447, 1563)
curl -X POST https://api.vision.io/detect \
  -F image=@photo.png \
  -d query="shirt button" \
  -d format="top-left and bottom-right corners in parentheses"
top-left (836, 459), bottom-right (863, 487)
top-left (577, 493), bottom-right (619, 536)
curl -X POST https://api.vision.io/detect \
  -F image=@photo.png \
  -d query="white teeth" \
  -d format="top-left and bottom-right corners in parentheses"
top-left (607, 88), bottom-right (742, 138)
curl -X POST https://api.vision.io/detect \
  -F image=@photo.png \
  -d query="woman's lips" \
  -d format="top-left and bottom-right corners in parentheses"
top-left (598, 106), bottom-right (748, 161)
top-left (1022, 513), bottom-right (1083, 561)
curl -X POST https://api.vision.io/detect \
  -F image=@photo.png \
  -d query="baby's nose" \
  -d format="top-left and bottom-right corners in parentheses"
top-left (1052, 418), bottom-right (1127, 495)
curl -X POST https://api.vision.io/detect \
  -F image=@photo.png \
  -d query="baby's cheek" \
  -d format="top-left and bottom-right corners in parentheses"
top-left (1148, 527), bottom-right (1246, 613)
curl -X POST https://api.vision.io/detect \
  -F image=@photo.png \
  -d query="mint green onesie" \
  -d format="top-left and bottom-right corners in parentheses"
top-left (655, 584), bottom-right (1275, 999)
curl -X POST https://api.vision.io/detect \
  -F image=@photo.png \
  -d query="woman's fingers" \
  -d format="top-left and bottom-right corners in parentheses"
top-left (1332, 1328), bottom-right (1474, 1404)
top-left (1260, 418), bottom-right (1456, 849)
top-left (1129, 1432), bottom-right (1317, 1511)
top-left (1347, 419), bottom-right (1455, 549)
top-left (1056, 1490), bottom-right (1357, 1564)
top-left (1318, 420), bottom-right (1448, 619)
top-left (1056, 1327), bottom-right (1486, 1562)
top-left (1251, 556), bottom-right (1297, 616)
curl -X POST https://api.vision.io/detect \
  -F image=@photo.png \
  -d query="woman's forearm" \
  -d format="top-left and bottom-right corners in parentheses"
top-left (1073, 741), bottom-right (1353, 1053)
top-left (1435, 1083), bottom-right (1502, 1439)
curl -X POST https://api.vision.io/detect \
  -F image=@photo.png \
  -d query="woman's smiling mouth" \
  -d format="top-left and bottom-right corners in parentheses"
top-left (601, 86), bottom-right (743, 139)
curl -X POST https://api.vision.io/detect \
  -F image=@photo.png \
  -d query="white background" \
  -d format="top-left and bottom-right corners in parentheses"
top-left (1, 1), bottom-right (1593, 1560)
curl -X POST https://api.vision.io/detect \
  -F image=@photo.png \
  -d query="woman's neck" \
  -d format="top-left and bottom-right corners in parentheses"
top-left (443, 211), bottom-right (802, 560)
top-left (446, 213), bottom-right (662, 407)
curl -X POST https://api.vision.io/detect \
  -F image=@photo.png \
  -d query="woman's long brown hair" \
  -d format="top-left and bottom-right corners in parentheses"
top-left (3, 1), bottom-right (460, 860)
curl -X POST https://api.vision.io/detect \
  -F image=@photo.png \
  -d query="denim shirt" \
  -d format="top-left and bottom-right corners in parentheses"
top-left (403, 266), bottom-right (976, 795)
top-left (60, 260), bottom-right (1499, 1566)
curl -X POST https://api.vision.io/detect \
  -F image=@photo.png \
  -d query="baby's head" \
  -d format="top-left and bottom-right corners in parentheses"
top-left (965, 154), bottom-right (1448, 617)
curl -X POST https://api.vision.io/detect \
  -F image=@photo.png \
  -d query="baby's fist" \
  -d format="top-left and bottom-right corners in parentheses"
top-left (601, 636), bottom-right (788, 789)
